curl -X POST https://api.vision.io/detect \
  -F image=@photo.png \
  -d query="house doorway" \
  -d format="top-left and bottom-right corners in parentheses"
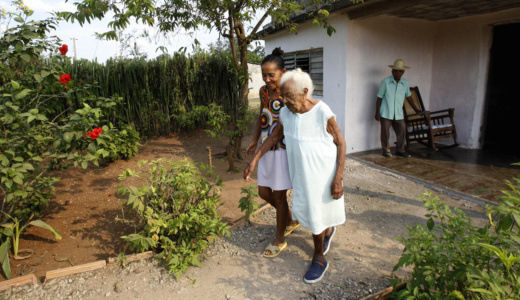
top-left (482, 23), bottom-right (520, 155)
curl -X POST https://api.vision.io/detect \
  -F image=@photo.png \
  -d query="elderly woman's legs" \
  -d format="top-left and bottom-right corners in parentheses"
top-left (258, 187), bottom-right (296, 254)
top-left (304, 227), bottom-right (334, 283)
top-left (312, 227), bottom-right (334, 264)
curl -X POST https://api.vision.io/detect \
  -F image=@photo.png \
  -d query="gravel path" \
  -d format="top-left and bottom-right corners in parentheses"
top-left (2, 159), bottom-right (487, 300)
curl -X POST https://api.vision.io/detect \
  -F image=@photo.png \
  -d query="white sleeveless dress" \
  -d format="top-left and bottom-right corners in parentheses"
top-left (279, 101), bottom-right (346, 234)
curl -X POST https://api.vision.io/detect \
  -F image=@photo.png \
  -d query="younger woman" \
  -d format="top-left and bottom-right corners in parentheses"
top-left (246, 47), bottom-right (299, 258)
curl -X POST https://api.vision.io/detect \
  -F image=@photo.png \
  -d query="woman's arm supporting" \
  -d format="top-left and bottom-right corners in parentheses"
top-left (243, 123), bottom-right (284, 181)
top-left (326, 117), bottom-right (346, 199)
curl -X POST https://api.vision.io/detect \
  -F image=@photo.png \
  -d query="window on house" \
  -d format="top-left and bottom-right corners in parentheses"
top-left (283, 48), bottom-right (323, 96)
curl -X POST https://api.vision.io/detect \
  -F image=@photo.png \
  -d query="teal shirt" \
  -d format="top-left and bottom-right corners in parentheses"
top-left (377, 76), bottom-right (412, 120)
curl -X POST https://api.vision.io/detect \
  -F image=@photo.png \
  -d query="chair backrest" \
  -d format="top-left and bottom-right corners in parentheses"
top-left (404, 86), bottom-right (426, 116)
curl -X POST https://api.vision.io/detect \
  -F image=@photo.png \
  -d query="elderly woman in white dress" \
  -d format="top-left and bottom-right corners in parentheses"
top-left (244, 68), bottom-right (346, 283)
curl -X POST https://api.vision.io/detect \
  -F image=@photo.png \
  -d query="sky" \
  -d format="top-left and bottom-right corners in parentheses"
top-left (0, 0), bottom-right (266, 62)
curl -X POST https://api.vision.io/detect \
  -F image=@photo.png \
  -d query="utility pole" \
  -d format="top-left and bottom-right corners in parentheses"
top-left (72, 38), bottom-right (78, 60)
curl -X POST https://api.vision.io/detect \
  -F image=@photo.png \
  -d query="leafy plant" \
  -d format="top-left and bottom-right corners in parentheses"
top-left (466, 174), bottom-right (520, 299)
top-left (393, 174), bottom-right (520, 299)
top-left (88, 123), bottom-right (140, 164)
top-left (0, 5), bottom-right (142, 225)
top-left (171, 105), bottom-right (211, 132)
top-left (66, 52), bottom-right (242, 137)
top-left (0, 4), bottom-right (142, 281)
top-left (116, 252), bottom-right (128, 268)
top-left (0, 212), bottom-right (61, 279)
top-left (239, 185), bottom-right (259, 222)
top-left (205, 104), bottom-right (256, 171)
top-left (117, 159), bottom-right (229, 277)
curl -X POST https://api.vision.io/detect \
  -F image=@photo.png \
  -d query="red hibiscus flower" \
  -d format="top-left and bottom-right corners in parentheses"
top-left (59, 73), bottom-right (71, 90)
top-left (59, 73), bottom-right (71, 83)
top-left (59, 44), bottom-right (68, 56)
top-left (87, 127), bottom-right (103, 140)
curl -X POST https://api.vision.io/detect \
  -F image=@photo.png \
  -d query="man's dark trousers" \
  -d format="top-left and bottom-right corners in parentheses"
top-left (380, 117), bottom-right (406, 154)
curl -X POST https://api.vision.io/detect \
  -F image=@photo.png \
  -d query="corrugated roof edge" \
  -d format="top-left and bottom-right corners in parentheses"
top-left (256, 0), bottom-right (363, 38)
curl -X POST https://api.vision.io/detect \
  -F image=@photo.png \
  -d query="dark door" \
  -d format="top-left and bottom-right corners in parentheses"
top-left (482, 23), bottom-right (520, 154)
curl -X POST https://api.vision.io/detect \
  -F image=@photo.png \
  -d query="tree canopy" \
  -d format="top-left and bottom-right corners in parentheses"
top-left (58, 0), bottom-right (360, 161)
top-left (58, 0), bottom-right (347, 68)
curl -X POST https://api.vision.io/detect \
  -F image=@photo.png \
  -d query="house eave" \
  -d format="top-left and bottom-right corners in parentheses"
top-left (257, 0), bottom-right (364, 38)
top-left (258, 0), bottom-right (520, 39)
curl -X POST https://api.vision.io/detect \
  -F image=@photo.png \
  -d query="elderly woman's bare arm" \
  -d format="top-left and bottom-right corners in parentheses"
top-left (326, 117), bottom-right (346, 199)
top-left (243, 123), bottom-right (284, 181)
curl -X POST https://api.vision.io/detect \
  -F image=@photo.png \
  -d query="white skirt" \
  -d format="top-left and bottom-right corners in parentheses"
top-left (257, 149), bottom-right (292, 191)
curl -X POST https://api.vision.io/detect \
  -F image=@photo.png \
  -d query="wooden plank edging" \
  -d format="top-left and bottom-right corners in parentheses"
top-left (107, 251), bottom-right (155, 265)
top-left (44, 260), bottom-right (106, 283)
top-left (360, 282), bottom-right (407, 300)
top-left (0, 274), bottom-right (38, 291)
top-left (3, 202), bottom-right (272, 288)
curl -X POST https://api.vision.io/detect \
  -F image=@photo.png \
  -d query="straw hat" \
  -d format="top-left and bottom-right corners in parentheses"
top-left (388, 59), bottom-right (410, 71)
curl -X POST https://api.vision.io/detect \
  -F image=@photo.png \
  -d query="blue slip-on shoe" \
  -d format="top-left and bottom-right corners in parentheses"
top-left (323, 227), bottom-right (336, 255)
top-left (304, 261), bottom-right (329, 284)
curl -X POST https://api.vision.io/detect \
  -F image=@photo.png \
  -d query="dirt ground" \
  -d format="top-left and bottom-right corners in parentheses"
top-left (6, 129), bottom-right (261, 280)
top-left (3, 159), bottom-right (488, 300)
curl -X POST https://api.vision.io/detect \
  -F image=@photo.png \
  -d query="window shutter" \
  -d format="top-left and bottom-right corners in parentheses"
top-left (283, 48), bottom-right (323, 96)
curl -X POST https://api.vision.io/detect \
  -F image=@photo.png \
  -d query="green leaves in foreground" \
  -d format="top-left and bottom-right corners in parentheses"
top-left (28, 220), bottom-right (62, 241)
top-left (0, 239), bottom-right (11, 279)
top-left (239, 185), bottom-right (259, 222)
top-left (392, 176), bottom-right (520, 299)
top-left (1, 213), bottom-right (61, 279)
top-left (118, 159), bottom-right (229, 277)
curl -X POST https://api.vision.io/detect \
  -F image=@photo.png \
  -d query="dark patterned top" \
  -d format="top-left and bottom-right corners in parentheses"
top-left (260, 88), bottom-right (286, 151)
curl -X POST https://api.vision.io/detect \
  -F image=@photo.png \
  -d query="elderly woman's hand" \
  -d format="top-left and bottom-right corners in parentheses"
top-left (331, 178), bottom-right (343, 199)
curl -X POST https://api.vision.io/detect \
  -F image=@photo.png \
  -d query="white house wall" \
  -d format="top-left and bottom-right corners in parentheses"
top-left (345, 16), bottom-right (436, 153)
top-left (264, 16), bottom-right (349, 135)
top-left (248, 63), bottom-right (263, 99)
top-left (430, 8), bottom-right (520, 149)
top-left (263, 7), bottom-right (520, 152)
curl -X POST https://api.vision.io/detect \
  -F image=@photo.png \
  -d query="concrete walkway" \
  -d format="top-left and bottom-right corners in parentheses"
top-left (352, 145), bottom-right (520, 202)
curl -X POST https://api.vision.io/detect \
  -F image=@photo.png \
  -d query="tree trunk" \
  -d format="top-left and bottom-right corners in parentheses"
top-left (226, 144), bottom-right (236, 172)
top-left (233, 37), bottom-right (250, 160)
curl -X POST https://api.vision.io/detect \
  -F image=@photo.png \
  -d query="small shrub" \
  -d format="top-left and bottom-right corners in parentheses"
top-left (393, 176), bottom-right (520, 299)
top-left (90, 123), bottom-right (140, 163)
top-left (117, 159), bottom-right (229, 277)
top-left (467, 174), bottom-right (520, 299)
top-left (0, 212), bottom-right (62, 279)
top-left (205, 104), bottom-right (256, 171)
top-left (239, 185), bottom-right (259, 222)
top-left (171, 105), bottom-right (211, 132)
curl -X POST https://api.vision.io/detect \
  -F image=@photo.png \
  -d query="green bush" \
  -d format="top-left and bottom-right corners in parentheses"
top-left (0, 20), bottom-right (140, 223)
top-left (239, 185), bottom-right (259, 222)
top-left (66, 51), bottom-right (241, 137)
top-left (171, 105), bottom-right (211, 132)
top-left (0, 6), bottom-right (141, 279)
top-left (392, 176), bottom-right (520, 299)
top-left (117, 159), bottom-right (229, 277)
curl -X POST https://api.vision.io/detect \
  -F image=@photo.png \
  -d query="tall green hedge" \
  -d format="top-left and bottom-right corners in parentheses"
top-left (64, 51), bottom-right (241, 137)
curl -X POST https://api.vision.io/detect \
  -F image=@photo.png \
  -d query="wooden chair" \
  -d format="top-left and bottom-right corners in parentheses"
top-left (404, 87), bottom-right (458, 151)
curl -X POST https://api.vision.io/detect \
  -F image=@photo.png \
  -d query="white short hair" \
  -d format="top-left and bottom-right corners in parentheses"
top-left (280, 68), bottom-right (314, 97)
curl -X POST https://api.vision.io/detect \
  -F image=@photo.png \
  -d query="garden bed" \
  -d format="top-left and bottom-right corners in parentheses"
top-left (3, 129), bottom-right (260, 281)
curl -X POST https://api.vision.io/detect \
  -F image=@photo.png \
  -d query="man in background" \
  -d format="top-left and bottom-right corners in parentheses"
top-left (375, 59), bottom-right (419, 158)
